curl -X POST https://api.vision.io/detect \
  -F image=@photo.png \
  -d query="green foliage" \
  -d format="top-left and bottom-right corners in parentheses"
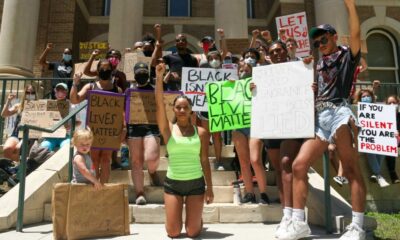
top-left (367, 212), bottom-right (400, 240)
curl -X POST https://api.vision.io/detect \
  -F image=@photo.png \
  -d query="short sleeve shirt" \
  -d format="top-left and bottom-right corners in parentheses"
top-left (315, 46), bottom-right (361, 104)
top-left (48, 62), bottom-right (73, 87)
top-left (162, 52), bottom-right (198, 90)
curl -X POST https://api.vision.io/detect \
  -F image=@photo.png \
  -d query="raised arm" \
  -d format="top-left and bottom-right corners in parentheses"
top-left (1, 93), bottom-right (18, 118)
top-left (70, 73), bottom-right (90, 104)
top-left (250, 29), bottom-right (260, 48)
top-left (217, 28), bottom-right (228, 60)
top-left (83, 49), bottom-right (99, 77)
top-left (151, 24), bottom-right (163, 67)
top-left (155, 63), bottom-right (171, 142)
top-left (344, 0), bottom-right (360, 57)
top-left (39, 43), bottom-right (53, 69)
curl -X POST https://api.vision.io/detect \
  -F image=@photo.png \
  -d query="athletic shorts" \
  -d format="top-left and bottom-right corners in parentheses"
top-left (234, 128), bottom-right (250, 138)
top-left (164, 176), bottom-right (205, 196)
top-left (315, 105), bottom-right (356, 143)
top-left (263, 139), bottom-right (304, 150)
top-left (127, 124), bottom-right (160, 139)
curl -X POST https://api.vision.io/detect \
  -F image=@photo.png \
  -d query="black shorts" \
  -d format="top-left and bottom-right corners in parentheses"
top-left (263, 139), bottom-right (304, 150)
top-left (127, 124), bottom-right (160, 139)
top-left (164, 176), bottom-right (205, 196)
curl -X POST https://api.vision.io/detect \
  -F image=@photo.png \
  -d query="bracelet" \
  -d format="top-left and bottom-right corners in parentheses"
top-left (72, 83), bottom-right (79, 88)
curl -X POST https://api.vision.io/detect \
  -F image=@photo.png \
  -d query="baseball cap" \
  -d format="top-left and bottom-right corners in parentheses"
top-left (55, 83), bottom-right (68, 90)
top-left (134, 62), bottom-right (149, 74)
top-left (309, 24), bottom-right (337, 39)
top-left (201, 36), bottom-right (214, 43)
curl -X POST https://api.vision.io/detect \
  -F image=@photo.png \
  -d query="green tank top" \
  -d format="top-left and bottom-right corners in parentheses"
top-left (166, 125), bottom-right (203, 180)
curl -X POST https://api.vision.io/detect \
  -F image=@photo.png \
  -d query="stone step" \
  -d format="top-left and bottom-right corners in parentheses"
top-left (109, 170), bottom-right (277, 187)
top-left (44, 202), bottom-right (283, 224)
top-left (124, 185), bottom-right (279, 204)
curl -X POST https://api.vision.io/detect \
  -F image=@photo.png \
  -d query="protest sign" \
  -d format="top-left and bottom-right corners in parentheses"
top-left (20, 100), bottom-right (69, 138)
top-left (206, 79), bottom-right (252, 132)
top-left (74, 61), bottom-right (99, 79)
top-left (123, 52), bottom-right (152, 81)
top-left (358, 103), bottom-right (398, 157)
top-left (225, 39), bottom-right (249, 54)
top-left (275, 12), bottom-right (310, 57)
top-left (125, 89), bottom-right (180, 124)
top-left (181, 67), bottom-right (239, 111)
top-left (251, 61), bottom-right (314, 139)
top-left (79, 42), bottom-right (108, 61)
top-left (86, 91), bottom-right (125, 150)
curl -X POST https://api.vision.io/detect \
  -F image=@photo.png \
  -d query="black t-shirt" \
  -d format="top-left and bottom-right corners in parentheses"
top-left (315, 46), bottom-right (360, 104)
top-left (162, 52), bottom-right (198, 91)
top-left (48, 61), bottom-right (73, 87)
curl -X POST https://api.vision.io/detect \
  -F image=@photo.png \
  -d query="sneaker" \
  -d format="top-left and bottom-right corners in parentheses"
top-left (259, 192), bottom-right (270, 205)
top-left (389, 171), bottom-right (400, 184)
top-left (135, 195), bottom-right (147, 205)
top-left (333, 176), bottom-right (349, 186)
top-left (376, 175), bottom-right (390, 188)
top-left (217, 164), bottom-right (225, 171)
top-left (278, 219), bottom-right (311, 240)
top-left (339, 223), bottom-right (366, 240)
top-left (214, 161), bottom-right (225, 171)
top-left (275, 216), bottom-right (291, 238)
top-left (240, 193), bottom-right (256, 204)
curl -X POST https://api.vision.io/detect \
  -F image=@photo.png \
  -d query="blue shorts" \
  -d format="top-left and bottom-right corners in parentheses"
top-left (234, 128), bottom-right (250, 138)
top-left (40, 138), bottom-right (70, 151)
top-left (315, 105), bottom-right (356, 143)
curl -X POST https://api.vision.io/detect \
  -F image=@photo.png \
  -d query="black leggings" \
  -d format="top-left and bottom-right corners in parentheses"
top-left (386, 156), bottom-right (397, 172)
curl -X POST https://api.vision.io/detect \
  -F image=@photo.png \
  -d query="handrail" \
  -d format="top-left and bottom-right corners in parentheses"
top-left (16, 101), bottom-right (87, 232)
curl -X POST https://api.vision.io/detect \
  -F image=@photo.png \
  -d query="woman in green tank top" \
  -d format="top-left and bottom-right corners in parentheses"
top-left (155, 63), bottom-right (214, 238)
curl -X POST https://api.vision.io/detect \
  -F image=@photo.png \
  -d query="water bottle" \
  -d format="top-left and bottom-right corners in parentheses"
top-left (233, 183), bottom-right (241, 205)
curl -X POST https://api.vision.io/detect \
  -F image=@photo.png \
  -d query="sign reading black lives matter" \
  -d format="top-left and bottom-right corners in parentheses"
top-left (86, 91), bottom-right (125, 150)
top-left (358, 102), bottom-right (398, 157)
top-left (181, 67), bottom-right (239, 111)
top-left (251, 61), bottom-right (314, 139)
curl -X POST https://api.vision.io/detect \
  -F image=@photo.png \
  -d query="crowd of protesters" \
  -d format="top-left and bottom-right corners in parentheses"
top-left (2, 0), bottom-right (400, 239)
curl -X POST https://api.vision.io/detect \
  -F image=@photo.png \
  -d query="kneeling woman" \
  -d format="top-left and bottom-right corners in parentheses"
top-left (155, 63), bottom-right (214, 238)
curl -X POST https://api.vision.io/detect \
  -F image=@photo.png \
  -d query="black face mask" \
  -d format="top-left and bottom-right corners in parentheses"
top-left (143, 50), bottom-right (153, 57)
top-left (135, 72), bottom-right (149, 85)
top-left (98, 69), bottom-right (112, 80)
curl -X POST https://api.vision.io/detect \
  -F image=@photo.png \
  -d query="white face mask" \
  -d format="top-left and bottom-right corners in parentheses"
top-left (26, 94), bottom-right (35, 101)
top-left (209, 59), bottom-right (221, 69)
top-left (244, 57), bottom-right (257, 67)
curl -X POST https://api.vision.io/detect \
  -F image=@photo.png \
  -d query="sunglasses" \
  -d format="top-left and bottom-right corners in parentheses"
top-left (176, 39), bottom-right (187, 43)
top-left (313, 36), bottom-right (329, 48)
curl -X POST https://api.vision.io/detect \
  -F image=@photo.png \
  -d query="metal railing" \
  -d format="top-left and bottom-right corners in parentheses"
top-left (16, 101), bottom-right (87, 232)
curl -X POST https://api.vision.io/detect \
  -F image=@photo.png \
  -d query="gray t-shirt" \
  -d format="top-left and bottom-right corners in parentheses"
top-left (72, 152), bottom-right (95, 184)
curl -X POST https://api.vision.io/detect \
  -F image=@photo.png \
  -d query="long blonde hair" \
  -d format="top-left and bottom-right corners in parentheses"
top-left (19, 84), bottom-right (38, 113)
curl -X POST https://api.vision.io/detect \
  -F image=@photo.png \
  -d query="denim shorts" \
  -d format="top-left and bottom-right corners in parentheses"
top-left (164, 176), bottom-right (205, 196)
top-left (315, 105), bottom-right (356, 143)
top-left (234, 128), bottom-right (250, 138)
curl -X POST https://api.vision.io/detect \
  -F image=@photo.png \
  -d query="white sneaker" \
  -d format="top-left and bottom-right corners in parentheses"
top-left (278, 219), bottom-right (311, 240)
top-left (339, 223), bottom-right (366, 240)
top-left (275, 216), bottom-right (291, 238)
top-left (376, 175), bottom-right (390, 188)
top-left (135, 195), bottom-right (147, 205)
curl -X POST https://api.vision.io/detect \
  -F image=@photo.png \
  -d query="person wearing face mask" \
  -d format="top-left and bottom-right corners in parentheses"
top-left (39, 43), bottom-right (74, 97)
top-left (1, 85), bottom-right (38, 162)
top-left (384, 95), bottom-right (400, 184)
top-left (354, 89), bottom-right (390, 188)
top-left (84, 49), bottom-right (128, 92)
top-left (126, 62), bottom-right (161, 205)
top-left (198, 29), bottom-right (228, 67)
top-left (40, 83), bottom-right (79, 153)
top-left (197, 51), bottom-right (224, 171)
top-left (70, 59), bottom-right (125, 184)
top-left (242, 48), bottom-right (260, 67)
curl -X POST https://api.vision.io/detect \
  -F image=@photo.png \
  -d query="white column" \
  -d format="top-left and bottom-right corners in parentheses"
top-left (214, 0), bottom-right (248, 41)
top-left (0, 0), bottom-right (41, 77)
top-left (108, 0), bottom-right (143, 51)
top-left (314, 0), bottom-right (349, 39)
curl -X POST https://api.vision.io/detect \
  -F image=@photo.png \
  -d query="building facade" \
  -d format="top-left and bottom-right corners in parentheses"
top-left (0, 0), bottom-right (399, 86)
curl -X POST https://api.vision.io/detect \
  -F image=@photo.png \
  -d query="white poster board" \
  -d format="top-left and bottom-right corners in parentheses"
top-left (251, 61), bottom-right (314, 139)
top-left (275, 12), bottom-right (310, 57)
top-left (181, 67), bottom-right (239, 111)
top-left (358, 103), bottom-right (398, 157)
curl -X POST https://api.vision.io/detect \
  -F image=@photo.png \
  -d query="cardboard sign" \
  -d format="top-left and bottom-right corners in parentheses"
top-left (275, 12), bottom-right (310, 57)
top-left (225, 39), bottom-right (250, 54)
top-left (251, 61), bottom-right (314, 139)
top-left (79, 42), bottom-right (108, 61)
top-left (125, 89), bottom-right (180, 124)
top-left (123, 52), bottom-right (152, 81)
top-left (206, 79), bottom-right (252, 132)
top-left (20, 100), bottom-right (69, 138)
top-left (181, 67), bottom-right (239, 111)
top-left (74, 61), bottom-right (99, 79)
top-left (86, 91), bottom-right (125, 150)
top-left (358, 103), bottom-right (398, 157)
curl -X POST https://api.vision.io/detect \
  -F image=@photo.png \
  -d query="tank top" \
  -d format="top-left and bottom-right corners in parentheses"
top-left (90, 81), bottom-right (119, 93)
top-left (166, 125), bottom-right (203, 180)
top-left (72, 152), bottom-right (95, 184)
